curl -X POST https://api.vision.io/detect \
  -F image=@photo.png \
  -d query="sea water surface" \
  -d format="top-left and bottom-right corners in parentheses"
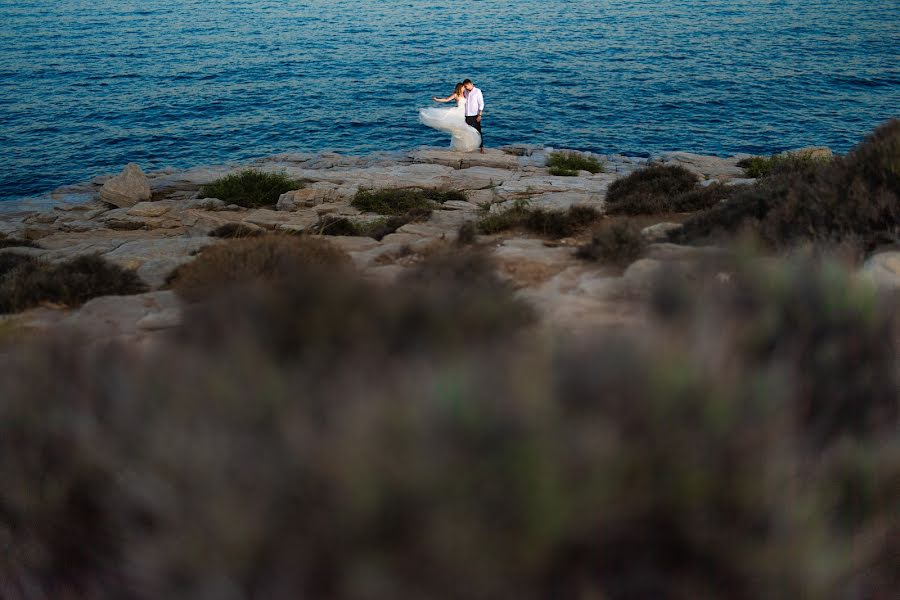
top-left (1, 0), bottom-right (898, 202)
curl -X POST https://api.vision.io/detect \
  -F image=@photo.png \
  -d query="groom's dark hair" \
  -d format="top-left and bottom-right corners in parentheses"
top-left (462, 79), bottom-right (473, 85)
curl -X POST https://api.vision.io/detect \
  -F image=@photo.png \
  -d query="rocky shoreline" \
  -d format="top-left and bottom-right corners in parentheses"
top-left (1, 144), bottom-right (896, 346)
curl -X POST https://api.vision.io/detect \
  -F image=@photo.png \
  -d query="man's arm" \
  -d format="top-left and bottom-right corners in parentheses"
top-left (477, 90), bottom-right (485, 119)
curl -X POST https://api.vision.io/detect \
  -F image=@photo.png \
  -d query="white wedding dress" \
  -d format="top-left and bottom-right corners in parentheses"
top-left (418, 97), bottom-right (481, 152)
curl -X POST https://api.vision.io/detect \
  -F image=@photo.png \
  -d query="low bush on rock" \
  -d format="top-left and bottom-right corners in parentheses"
top-left (169, 235), bottom-right (350, 302)
top-left (313, 207), bottom-right (432, 240)
top-left (677, 119), bottom-right (900, 250)
top-left (351, 188), bottom-right (465, 216)
top-left (0, 251), bottom-right (896, 599)
top-left (0, 253), bottom-right (147, 314)
top-left (576, 221), bottom-right (645, 265)
top-left (669, 181), bottom-right (742, 212)
top-left (606, 165), bottom-right (699, 214)
top-left (199, 169), bottom-right (302, 208)
top-left (208, 222), bottom-right (265, 239)
top-left (0, 238), bottom-right (41, 249)
top-left (737, 151), bottom-right (832, 179)
top-left (477, 202), bottom-right (601, 237)
top-left (547, 151), bottom-right (604, 176)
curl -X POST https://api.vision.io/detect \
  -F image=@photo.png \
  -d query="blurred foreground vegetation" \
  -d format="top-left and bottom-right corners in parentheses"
top-left (0, 120), bottom-right (898, 599)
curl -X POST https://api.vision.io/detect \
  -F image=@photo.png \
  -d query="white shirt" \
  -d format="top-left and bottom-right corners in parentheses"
top-left (464, 87), bottom-right (484, 117)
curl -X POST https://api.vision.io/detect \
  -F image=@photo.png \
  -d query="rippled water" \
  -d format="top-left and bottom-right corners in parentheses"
top-left (1, 0), bottom-right (898, 201)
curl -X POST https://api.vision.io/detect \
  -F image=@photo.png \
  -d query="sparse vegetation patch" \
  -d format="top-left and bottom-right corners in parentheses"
top-left (0, 253), bottom-right (146, 314)
top-left (547, 151), bottom-right (604, 176)
top-left (199, 169), bottom-right (303, 208)
top-left (577, 221), bottom-right (646, 265)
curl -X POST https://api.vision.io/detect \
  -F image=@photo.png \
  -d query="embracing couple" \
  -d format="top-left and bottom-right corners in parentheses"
top-left (418, 79), bottom-right (485, 153)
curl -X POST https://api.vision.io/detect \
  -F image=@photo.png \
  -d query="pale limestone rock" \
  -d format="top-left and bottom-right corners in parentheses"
top-left (525, 191), bottom-right (604, 212)
top-left (127, 202), bottom-right (170, 218)
top-left (497, 174), bottom-right (613, 197)
top-left (447, 166), bottom-right (520, 190)
top-left (100, 163), bottom-right (151, 207)
top-left (277, 187), bottom-right (339, 211)
top-left (325, 236), bottom-right (382, 253)
top-left (861, 251), bottom-right (900, 291)
top-left (60, 291), bottom-right (181, 338)
top-left (641, 223), bottom-right (682, 243)
top-left (408, 148), bottom-right (520, 170)
top-left (441, 200), bottom-right (478, 211)
top-left (780, 146), bottom-right (833, 160)
top-left (651, 152), bottom-right (744, 179)
top-left (184, 197), bottom-right (227, 210)
top-left (465, 189), bottom-right (500, 207)
top-left (102, 237), bottom-right (215, 287)
top-left (623, 258), bottom-right (666, 290)
top-left (492, 238), bottom-right (577, 287)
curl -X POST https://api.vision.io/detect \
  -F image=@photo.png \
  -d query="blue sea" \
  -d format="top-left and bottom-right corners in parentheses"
top-left (1, 0), bottom-right (898, 202)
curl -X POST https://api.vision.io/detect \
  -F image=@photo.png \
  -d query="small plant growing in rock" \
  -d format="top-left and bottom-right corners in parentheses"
top-left (547, 151), bottom-right (604, 176)
top-left (0, 253), bottom-right (146, 314)
top-left (351, 188), bottom-right (465, 216)
top-left (577, 221), bottom-right (645, 265)
top-left (199, 169), bottom-right (302, 208)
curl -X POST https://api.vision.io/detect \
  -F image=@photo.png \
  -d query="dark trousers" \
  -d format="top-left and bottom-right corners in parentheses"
top-left (465, 115), bottom-right (483, 148)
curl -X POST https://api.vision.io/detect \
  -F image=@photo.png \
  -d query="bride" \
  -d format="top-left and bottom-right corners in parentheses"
top-left (418, 83), bottom-right (482, 152)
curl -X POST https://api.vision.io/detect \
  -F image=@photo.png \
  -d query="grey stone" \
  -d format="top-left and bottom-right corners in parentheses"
top-left (641, 223), bottom-right (682, 243)
top-left (861, 251), bottom-right (900, 291)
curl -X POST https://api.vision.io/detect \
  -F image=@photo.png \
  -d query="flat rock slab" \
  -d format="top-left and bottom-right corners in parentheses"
top-left (493, 238), bottom-right (579, 287)
top-left (103, 237), bottom-right (216, 288)
top-left (651, 152), bottom-right (745, 179)
top-left (408, 149), bottom-right (522, 170)
top-left (62, 291), bottom-right (181, 338)
top-left (524, 191), bottom-right (605, 212)
top-left (498, 174), bottom-right (614, 197)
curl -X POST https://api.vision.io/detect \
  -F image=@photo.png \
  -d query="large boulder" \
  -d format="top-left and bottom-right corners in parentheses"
top-left (100, 163), bottom-right (152, 208)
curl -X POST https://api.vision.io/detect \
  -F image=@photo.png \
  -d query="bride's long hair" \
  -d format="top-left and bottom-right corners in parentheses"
top-left (453, 82), bottom-right (465, 98)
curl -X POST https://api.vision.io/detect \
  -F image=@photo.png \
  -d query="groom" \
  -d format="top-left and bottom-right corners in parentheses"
top-left (462, 79), bottom-right (485, 153)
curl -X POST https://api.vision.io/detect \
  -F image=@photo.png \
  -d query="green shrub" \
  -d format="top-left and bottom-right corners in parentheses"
top-left (199, 169), bottom-right (302, 208)
top-left (170, 235), bottom-right (350, 302)
top-left (576, 221), bottom-right (645, 264)
top-left (737, 152), bottom-right (832, 179)
top-left (351, 188), bottom-right (464, 216)
top-left (547, 151), bottom-right (604, 176)
top-left (678, 119), bottom-right (900, 250)
top-left (0, 254), bottom-right (147, 314)
top-left (476, 202), bottom-right (600, 237)
top-left (209, 222), bottom-right (264, 239)
top-left (606, 165), bottom-right (699, 214)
